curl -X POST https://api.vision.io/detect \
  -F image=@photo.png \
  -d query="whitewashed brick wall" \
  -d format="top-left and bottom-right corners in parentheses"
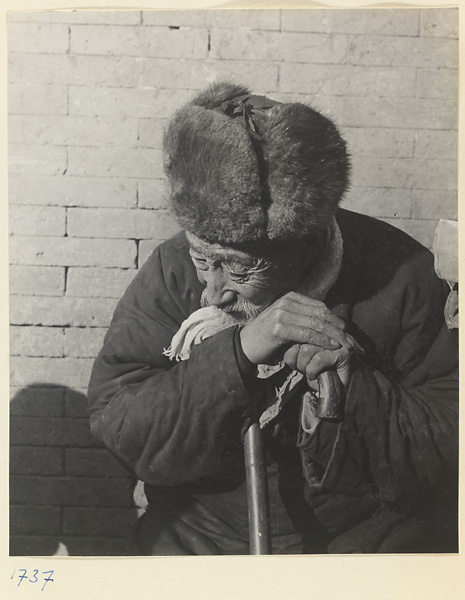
top-left (8, 8), bottom-right (458, 555)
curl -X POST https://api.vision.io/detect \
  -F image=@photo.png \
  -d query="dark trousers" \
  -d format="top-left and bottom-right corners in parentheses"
top-left (132, 464), bottom-right (305, 555)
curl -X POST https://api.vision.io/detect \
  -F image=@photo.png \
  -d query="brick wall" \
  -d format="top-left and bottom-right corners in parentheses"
top-left (8, 8), bottom-right (458, 555)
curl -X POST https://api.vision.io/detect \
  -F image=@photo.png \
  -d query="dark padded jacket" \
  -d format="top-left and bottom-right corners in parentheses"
top-left (88, 209), bottom-right (458, 552)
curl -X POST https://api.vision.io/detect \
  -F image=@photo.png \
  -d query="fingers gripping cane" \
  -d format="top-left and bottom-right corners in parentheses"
top-left (244, 370), bottom-right (342, 555)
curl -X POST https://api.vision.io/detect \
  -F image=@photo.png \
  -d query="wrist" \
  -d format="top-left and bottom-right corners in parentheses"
top-left (239, 324), bottom-right (271, 365)
top-left (233, 327), bottom-right (255, 373)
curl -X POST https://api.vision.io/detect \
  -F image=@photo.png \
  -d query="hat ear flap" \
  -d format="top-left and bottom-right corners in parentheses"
top-left (262, 104), bottom-right (350, 240)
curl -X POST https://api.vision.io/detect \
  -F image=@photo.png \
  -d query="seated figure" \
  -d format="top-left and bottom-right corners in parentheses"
top-left (88, 82), bottom-right (458, 555)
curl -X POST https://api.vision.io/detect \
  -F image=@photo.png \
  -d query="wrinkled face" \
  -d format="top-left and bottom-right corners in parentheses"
top-left (186, 232), bottom-right (308, 322)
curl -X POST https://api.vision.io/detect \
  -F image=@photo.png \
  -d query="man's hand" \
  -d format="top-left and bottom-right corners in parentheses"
top-left (239, 291), bottom-right (353, 366)
top-left (283, 342), bottom-right (353, 391)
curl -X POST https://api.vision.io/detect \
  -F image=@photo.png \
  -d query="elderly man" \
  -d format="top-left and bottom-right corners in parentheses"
top-left (88, 82), bottom-right (458, 555)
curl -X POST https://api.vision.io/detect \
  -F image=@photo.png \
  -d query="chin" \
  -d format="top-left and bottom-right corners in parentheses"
top-left (220, 309), bottom-right (250, 324)
top-left (220, 305), bottom-right (264, 324)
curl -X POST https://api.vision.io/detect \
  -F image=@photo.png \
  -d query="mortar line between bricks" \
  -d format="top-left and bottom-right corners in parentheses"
top-left (25, 49), bottom-right (457, 66)
top-left (12, 175), bottom-right (167, 184)
top-left (12, 445), bottom-right (99, 451)
top-left (10, 173), bottom-right (166, 180)
top-left (10, 323), bottom-right (111, 329)
top-left (58, 235), bottom-right (152, 241)
top-left (59, 56), bottom-right (459, 71)
top-left (63, 266), bottom-right (69, 294)
top-left (68, 206), bottom-right (170, 211)
top-left (64, 207), bottom-right (68, 237)
top-left (69, 266), bottom-right (137, 271)
top-left (11, 267), bottom-right (135, 273)
top-left (10, 142), bottom-right (159, 149)
top-left (12, 473), bottom-right (134, 479)
top-left (140, 24), bottom-right (283, 33)
top-left (10, 274), bottom-right (134, 281)
top-left (55, 51), bottom-right (213, 62)
top-left (12, 125), bottom-right (457, 138)
top-left (62, 147), bottom-right (68, 176)
top-left (9, 233), bottom-right (76, 239)
top-left (67, 21), bottom-right (150, 30)
top-left (12, 38), bottom-right (456, 60)
top-left (9, 81), bottom-right (139, 90)
top-left (342, 185), bottom-right (458, 191)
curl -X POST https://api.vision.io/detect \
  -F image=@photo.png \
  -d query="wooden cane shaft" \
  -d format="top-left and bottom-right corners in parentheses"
top-left (244, 422), bottom-right (272, 555)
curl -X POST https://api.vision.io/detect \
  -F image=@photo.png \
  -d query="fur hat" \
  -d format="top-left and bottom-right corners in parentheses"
top-left (163, 82), bottom-right (350, 248)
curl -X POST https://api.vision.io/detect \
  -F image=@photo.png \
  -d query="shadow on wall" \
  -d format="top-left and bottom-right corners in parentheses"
top-left (10, 384), bottom-right (146, 556)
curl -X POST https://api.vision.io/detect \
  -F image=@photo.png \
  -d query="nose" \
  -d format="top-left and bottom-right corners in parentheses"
top-left (201, 267), bottom-right (237, 307)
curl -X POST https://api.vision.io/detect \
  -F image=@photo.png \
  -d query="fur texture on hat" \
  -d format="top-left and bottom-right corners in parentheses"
top-left (163, 82), bottom-right (350, 247)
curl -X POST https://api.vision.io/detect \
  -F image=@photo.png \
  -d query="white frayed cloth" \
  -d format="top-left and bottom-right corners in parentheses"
top-left (163, 306), bottom-right (238, 361)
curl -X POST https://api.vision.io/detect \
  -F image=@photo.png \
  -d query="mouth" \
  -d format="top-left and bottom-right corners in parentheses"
top-left (219, 302), bottom-right (264, 324)
top-left (200, 290), bottom-right (263, 323)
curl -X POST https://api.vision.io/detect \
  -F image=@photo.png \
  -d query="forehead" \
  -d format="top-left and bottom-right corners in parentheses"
top-left (186, 232), bottom-right (259, 265)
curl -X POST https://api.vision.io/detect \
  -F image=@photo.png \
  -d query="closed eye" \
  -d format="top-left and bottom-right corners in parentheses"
top-left (226, 270), bottom-right (250, 282)
top-left (189, 253), bottom-right (209, 271)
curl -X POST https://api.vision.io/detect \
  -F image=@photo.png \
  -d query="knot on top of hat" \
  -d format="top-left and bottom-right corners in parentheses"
top-left (219, 94), bottom-right (282, 141)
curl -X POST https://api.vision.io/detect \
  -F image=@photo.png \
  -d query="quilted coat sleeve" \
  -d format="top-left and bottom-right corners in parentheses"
top-left (315, 248), bottom-right (459, 504)
top-left (87, 237), bottom-right (251, 488)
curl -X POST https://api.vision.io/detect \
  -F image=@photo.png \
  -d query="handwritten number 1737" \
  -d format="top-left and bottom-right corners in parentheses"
top-left (11, 569), bottom-right (54, 591)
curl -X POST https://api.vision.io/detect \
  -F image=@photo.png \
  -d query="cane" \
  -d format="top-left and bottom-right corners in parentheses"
top-left (244, 420), bottom-right (272, 555)
top-left (244, 370), bottom-right (342, 555)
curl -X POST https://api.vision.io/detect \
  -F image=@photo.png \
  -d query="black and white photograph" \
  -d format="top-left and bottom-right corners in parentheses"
top-left (7, 3), bottom-right (459, 575)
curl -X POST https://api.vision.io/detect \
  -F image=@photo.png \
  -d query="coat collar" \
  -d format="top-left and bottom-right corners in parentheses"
top-left (296, 217), bottom-right (344, 301)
